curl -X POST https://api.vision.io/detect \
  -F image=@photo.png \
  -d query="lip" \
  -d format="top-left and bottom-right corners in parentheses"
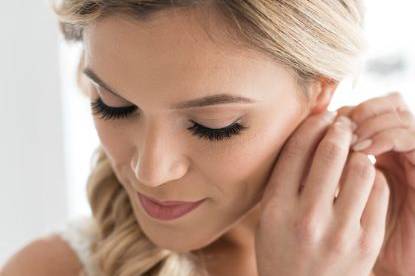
top-left (140, 193), bottom-right (202, 206)
top-left (137, 192), bottom-right (207, 221)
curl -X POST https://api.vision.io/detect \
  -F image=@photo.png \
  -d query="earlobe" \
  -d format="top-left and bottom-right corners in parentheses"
top-left (307, 77), bottom-right (338, 116)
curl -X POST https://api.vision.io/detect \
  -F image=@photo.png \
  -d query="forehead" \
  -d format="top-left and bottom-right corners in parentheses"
top-left (82, 8), bottom-right (297, 107)
top-left (83, 7), bottom-right (259, 63)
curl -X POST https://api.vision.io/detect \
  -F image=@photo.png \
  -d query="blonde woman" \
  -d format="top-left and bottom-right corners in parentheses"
top-left (2, 1), bottom-right (415, 275)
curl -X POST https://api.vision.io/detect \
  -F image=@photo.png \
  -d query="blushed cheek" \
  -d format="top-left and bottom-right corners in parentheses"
top-left (214, 113), bottom-right (303, 205)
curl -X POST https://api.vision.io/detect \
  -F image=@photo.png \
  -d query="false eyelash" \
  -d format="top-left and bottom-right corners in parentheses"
top-left (90, 97), bottom-right (248, 141)
top-left (187, 120), bottom-right (247, 141)
top-left (90, 97), bottom-right (137, 120)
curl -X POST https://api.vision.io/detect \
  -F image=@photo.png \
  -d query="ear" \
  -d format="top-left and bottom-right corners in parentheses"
top-left (306, 77), bottom-right (338, 116)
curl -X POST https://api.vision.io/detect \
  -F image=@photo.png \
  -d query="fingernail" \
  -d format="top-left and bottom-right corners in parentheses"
top-left (334, 115), bottom-right (351, 126)
top-left (333, 115), bottom-right (351, 127)
top-left (351, 134), bottom-right (358, 144)
top-left (324, 111), bottom-right (338, 121)
top-left (352, 139), bottom-right (372, 151)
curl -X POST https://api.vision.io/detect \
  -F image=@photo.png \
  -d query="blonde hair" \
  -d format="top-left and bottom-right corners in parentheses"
top-left (51, 1), bottom-right (367, 275)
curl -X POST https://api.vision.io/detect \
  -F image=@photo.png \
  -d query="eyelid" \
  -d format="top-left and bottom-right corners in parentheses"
top-left (91, 83), bottom-right (133, 105)
top-left (195, 117), bottom-right (242, 129)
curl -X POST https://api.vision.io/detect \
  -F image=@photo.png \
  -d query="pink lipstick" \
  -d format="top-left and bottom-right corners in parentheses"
top-left (137, 192), bottom-right (206, 221)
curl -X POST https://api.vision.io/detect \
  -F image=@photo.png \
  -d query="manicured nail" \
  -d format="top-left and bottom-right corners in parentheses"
top-left (351, 134), bottom-right (358, 144)
top-left (352, 139), bottom-right (372, 151)
top-left (324, 111), bottom-right (338, 121)
top-left (334, 115), bottom-right (352, 127)
top-left (335, 115), bottom-right (351, 124)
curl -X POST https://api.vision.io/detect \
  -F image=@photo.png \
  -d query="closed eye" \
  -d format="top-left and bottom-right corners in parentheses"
top-left (90, 96), bottom-right (248, 142)
top-left (187, 120), bottom-right (248, 141)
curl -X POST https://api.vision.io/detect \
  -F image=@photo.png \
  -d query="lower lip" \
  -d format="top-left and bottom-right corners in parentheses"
top-left (137, 193), bottom-right (206, 221)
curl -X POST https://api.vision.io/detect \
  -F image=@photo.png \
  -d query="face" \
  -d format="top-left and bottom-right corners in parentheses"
top-left (82, 7), bottom-right (313, 253)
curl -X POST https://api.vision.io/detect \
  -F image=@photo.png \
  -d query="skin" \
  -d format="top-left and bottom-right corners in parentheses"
top-left (81, 7), bottom-right (324, 274)
top-left (80, 6), bottom-right (399, 276)
top-left (254, 111), bottom-right (388, 276)
top-left (1, 4), bottom-right (413, 276)
top-left (337, 94), bottom-right (415, 276)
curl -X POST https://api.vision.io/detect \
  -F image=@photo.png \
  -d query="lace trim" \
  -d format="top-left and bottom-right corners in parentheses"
top-left (53, 216), bottom-right (101, 276)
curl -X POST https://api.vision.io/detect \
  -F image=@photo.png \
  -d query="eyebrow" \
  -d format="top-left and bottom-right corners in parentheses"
top-left (82, 67), bottom-right (256, 110)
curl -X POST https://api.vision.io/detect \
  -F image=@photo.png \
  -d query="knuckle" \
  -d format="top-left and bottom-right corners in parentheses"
top-left (283, 138), bottom-right (308, 160)
top-left (336, 106), bottom-right (354, 115)
top-left (293, 210), bottom-right (322, 247)
top-left (354, 105), bottom-right (375, 120)
top-left (397, 109), bottom-right (414, 127)
top-left (358, 234), bottom-right (379, 257)
top-left (327, 230), bottom-right (352, 256)
top-left (349, 153), bottom-right (375, 179)
top-left (318, 140), bottom-right (344, 163)
top-left (389, 91), bottom-right (410, 111)
top-left (261, 200), bottom-right (285, 223)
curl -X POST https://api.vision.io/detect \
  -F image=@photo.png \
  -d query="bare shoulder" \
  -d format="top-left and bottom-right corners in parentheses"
top-left (1, 233), bottom-right (83, 276)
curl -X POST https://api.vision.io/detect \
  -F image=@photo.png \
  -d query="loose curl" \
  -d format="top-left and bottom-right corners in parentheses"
top-left (50, 0), bottom-right (367, 275)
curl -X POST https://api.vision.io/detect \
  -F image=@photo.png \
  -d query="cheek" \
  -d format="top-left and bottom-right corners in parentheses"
top-left (202, 111), bottom-right (302, 204)
top-left (93, 119), bottom-right (135, 170)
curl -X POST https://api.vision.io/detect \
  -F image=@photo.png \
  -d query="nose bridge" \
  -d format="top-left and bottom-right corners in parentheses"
top-left (132, 120), bottom-right (187, 187)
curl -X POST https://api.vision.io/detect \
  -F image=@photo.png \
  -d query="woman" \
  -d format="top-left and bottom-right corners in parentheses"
top-left (2, 0), bottom-right (415, 275)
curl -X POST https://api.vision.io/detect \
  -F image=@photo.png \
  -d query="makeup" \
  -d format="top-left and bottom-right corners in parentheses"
top-left (137, 192), bottom-right (207, 221)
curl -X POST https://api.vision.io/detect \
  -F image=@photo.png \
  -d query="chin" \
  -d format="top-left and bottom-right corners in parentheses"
top-left (148, 235), bottom-right (210, 253)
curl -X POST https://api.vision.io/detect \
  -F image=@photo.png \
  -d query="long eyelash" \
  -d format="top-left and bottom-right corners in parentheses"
top-left (91, 97), bottom-right (247, 141)
top-left (90, 97), bottom-right (137, 120)
top-left (187, 120), bottom-right (247, 141)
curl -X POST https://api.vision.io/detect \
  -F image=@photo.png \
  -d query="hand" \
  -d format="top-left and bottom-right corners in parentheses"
top-left (255, 111), bottom-right (390, 276)
top-left (337, 91), bottom-right (415, 276)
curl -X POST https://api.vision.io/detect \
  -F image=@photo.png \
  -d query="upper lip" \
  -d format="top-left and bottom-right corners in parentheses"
top-left (138, 192), bottom-right (205, 206)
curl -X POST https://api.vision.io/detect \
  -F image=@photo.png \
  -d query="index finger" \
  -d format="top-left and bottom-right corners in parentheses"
top-left (337, 105), bottom-right (354, 116)
top-left (263, 110), bottom-right (338, 203)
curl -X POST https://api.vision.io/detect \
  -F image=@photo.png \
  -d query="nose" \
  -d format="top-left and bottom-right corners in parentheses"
top-left (130, 124), bottom-right (188, 188)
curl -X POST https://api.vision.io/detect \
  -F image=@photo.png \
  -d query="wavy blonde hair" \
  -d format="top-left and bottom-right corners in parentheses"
top-left (51, 0), bottom-right (367, 275)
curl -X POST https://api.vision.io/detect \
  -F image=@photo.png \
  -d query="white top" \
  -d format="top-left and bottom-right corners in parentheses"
top-left (51, 216), bottom-right (101, 276)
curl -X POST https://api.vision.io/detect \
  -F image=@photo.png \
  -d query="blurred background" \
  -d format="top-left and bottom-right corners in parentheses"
top-left (0, 0), bottom-right (414, 266)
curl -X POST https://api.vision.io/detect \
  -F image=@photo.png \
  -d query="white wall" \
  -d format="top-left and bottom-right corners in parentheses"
top-left (0, 0), bottom-right (67, 265)
top-left (330, 0), bottom-right (415, 114)
top-left (58, 42), bottom-right (99, 220)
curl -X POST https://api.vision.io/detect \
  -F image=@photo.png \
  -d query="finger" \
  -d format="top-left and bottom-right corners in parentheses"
top-left (360, 169), bottom-right (390, 237)
top-left (336, 105), bottom-right (355, 117)
top-left (353, 108), bottom-right (414, 144)
top-left (336, 106), bottom-right (358, 132)
top-left (349, 91), bottom-right (410, 124)
top-left (265, 111), bottom-right (338, 202)
top-left (402, 153), bottom-right (415, 185)
top-left (406, 149), bottom-right (415, 166)
top-left (301, 115), bottom-right (354, 209)
top-left (352, 127), bottom-right (415, 156)
top-left (334, 152), bottom-right (377, 229)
